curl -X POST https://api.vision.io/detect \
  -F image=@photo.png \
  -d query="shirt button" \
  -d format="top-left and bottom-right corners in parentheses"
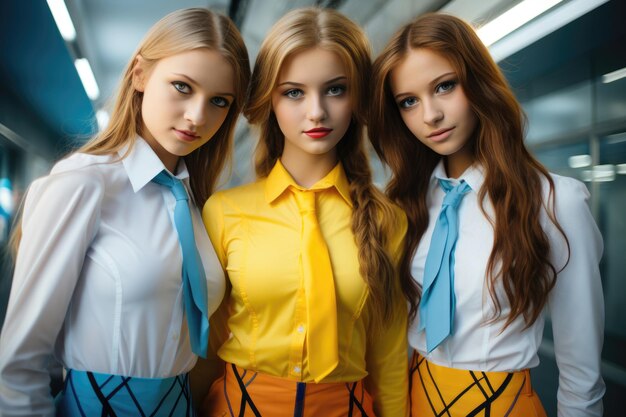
top-left (293, 366), bottom-right (301, 374)
top-left (297, 324), bottom-right (305, 334)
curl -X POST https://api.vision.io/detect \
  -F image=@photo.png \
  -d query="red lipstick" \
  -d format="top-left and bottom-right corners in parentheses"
top-left (304, 127), bottom-right (333, 139)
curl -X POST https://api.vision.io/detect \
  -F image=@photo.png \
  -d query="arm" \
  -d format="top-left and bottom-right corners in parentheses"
top-left (191, 193), bottom-right (230, 409)
top-left (0, 169), bottom-right (103, 416)
top-left (547, 177), bottom-right (605, 417)
top-left (365, 209), bottom-right (409, 417)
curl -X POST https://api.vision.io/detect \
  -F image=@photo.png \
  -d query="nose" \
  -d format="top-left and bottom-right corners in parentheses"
top-left (184, 97), bottom-right (207, 127)
top-left (306, 94), bottom-right (327, 123)
top-left (422, 98), bottom-right (443, 126)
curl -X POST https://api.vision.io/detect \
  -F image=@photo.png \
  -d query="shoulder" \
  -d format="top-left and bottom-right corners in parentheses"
top-left (51, 152), bottom-right (115, 175)
top-left (382, 200), bottom-right (408, 257)
top-left (204, 180), bottom-right (265, 215)
top-left (33, 153), bottom-right (115, 195)
top-left (542, 173), bottom-right (590, 215)
top-left (21, 154), bottom-right (115, 227)
top-left (540, 172), bottom-right (601, 257)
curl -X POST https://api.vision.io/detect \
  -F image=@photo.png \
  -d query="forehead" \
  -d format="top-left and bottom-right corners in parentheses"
top-left (152, 48), bottom-right (235, 93)
top-left (390, 48), bottom-right (455, 92)
top-left (277, 47), bottom-right (346, 84)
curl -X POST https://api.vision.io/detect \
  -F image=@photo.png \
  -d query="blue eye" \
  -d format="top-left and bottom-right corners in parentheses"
top-left (327, 85), bottom-right (346, 96)
top-left (172, 81), bottom-right (191, 94)
top-left (436, 80), bottom-right (457, 94)
top-left (284, 89), bottom-right (304, 99)
top-left (398, 97), bottom-right (418, 109)
top-left (211, 97), bottom-right (230, 108)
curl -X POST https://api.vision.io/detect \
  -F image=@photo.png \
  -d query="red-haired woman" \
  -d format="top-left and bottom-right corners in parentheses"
top-left (371, 12), bottom-right (604, 417)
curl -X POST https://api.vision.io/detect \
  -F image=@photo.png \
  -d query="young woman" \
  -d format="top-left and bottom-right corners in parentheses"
top-left (371, 13), bottom-right (604, 417)
top-left (0, 8), bottom-right (250, 416)
top-left (199, 7), bottom-right (408, 417)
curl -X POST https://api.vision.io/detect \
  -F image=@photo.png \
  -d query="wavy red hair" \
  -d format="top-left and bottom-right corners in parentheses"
top-left (370, 13), bottom-right (569, 327)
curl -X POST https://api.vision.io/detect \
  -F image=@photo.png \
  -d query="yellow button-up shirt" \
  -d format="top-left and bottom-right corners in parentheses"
top-left (202, 160), bottom-right (408, 416)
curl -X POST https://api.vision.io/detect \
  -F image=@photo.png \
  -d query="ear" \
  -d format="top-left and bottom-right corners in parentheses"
top-left (132, 55), bottom-right (147, 92)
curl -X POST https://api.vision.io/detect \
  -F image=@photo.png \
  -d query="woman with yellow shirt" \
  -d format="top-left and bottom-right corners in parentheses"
top-left (197, 7), bottom-right (408, 417)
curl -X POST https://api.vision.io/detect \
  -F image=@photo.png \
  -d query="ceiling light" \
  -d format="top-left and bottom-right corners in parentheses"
top-left (46, 0), bottom-right (76, 42)
top-left (75, 58), bottom-right (100, 100)
top-left (96, 110), bottom-right (110, 131)
top-left (477, 0), bottom-right (563, 47)
top-left (602, 67), bottom-right (626, 84)
top-left (486, 0), bottom-right (610, 62)
top-left (581, 164), bottom-right (616, 182)
top-left (568, 154), bottom-right (592, 169)
top-left (617, 164), bottom-right (626, 175)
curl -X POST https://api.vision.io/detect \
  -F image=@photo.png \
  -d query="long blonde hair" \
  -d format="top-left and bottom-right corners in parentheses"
top-left (10, 8), bottom-right (250, 255)
top-left (245, 7), bottom-right (401, 327)
top-left (371, 13), bottom-right (567, 326)
top-left (82, 7), bottom-right (250, 206)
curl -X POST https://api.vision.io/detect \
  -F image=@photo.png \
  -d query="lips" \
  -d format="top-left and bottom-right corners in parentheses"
top-left (173, 128), bottom-right (200, 142)
top-left (427, 127), bottom-right (454, 142)
top-left (304, 127), bottom-right (333, 139)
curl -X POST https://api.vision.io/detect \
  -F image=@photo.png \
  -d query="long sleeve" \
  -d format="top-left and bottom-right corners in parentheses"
top-left (546, 176), bottom-right (605, 417)
top-left (190, 193), bottom-right (231, 409)
top-left (0, 170), bottom-right (103, 416)
top-left (365, 209), bottom-right (409, 417)
top-left (202, 193), bottom-right (232, 357)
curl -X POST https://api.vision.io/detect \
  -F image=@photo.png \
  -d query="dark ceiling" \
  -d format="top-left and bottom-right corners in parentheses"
top-left (0, 1), bottom-right (96, 145)
top-left (1, 0), bottom-right (625, 156)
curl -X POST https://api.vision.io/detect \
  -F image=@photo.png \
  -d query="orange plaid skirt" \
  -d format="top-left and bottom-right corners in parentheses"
top-left (410, 353), bottom-right (547, 417)
top-left (201, 363), bottom-right (376, 417)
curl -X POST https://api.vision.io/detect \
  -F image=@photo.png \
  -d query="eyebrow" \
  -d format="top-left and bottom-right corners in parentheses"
top-left (393, 71), bottom-right (457, 100)
top-left (172, 73), bottom-right (235, 97)
top-left (277, 75), bottom-right (347, 88)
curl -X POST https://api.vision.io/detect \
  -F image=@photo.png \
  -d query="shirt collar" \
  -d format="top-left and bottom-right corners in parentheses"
top-left (430, 158), bottom-right (485, 192)
top-left (120, 136), bottom-right (190, 193)
top-left (264, 159), bottom-right (352, 207)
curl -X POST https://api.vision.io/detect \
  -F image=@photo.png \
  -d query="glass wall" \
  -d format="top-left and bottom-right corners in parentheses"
top-left (521, 55), bottom-right (626, 417)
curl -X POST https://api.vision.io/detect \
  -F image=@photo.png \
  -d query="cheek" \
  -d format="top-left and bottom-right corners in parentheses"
top-left (400, 111), bottom-right (423, 139)
top-left (332, 100), bottom-right (352, 127)
top-left (273, 102), bottom-right (298, 129)
top-left (142, 87), bottom-right (175, 122)
top-left (207, 110), bottom-right (229, 136)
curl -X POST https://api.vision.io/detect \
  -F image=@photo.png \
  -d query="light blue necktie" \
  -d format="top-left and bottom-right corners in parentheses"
top-left (418, 179), bottom-right (471, 353)
top-left (152, 170), bottom-right (209, 358)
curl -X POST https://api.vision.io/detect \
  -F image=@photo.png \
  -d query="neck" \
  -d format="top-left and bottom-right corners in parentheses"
top-left (445, 143), bottom-right (474, 179)
top-left (280, 148), bottom-right (338, 189)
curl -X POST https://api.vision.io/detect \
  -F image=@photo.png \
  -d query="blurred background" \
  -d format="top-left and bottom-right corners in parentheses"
top-left (1, 0), bottom-right (625, 414)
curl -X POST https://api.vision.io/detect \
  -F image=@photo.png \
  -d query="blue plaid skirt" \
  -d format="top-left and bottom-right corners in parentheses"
top-left (55, 369), bottom-right (195, 416)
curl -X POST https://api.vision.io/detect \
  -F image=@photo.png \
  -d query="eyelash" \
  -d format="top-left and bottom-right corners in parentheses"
top-left (282, 85), bottom-right (347, 99)
top-left (211, 97), bottom-right (230, 108)
top-left (172, 82), bottom-right (230, 108)
top-left (397, 80), bottom-right (458, 109)
top-left (436, 80), bottom-right (457, 94)
top-left (172, 81), bottom-right (191, 94)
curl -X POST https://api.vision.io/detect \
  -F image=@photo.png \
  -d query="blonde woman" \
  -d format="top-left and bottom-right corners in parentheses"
top-left (0, 8), bottom-right (250, 416)
top-left (199, 7), bottom-right (408, 417)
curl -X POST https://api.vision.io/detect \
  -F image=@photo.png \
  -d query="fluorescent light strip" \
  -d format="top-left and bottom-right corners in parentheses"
top-left (46, 0), bottom-right (76, 42)
top-left (602, 67), bottom-right (626, 84)
top-left (75, 58), bottom-right (100, 100)
top-left (96, 110), bottom-right (110, 131)
top-left (568, 154), bottom-right (592, 169)
top-left (478, 0), bottom-right (563, 47)
top-left (487, 0), bottom-right (610, 62)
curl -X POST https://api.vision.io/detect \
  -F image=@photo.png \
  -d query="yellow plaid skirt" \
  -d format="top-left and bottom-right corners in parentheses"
top-left (410, 353), bottom-right (547, 417)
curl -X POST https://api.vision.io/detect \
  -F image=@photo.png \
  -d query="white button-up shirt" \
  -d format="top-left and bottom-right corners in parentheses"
top-left (409, 161), bottom-right (605, 417)
top-left (0, 137), bottom-right (225, 416)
